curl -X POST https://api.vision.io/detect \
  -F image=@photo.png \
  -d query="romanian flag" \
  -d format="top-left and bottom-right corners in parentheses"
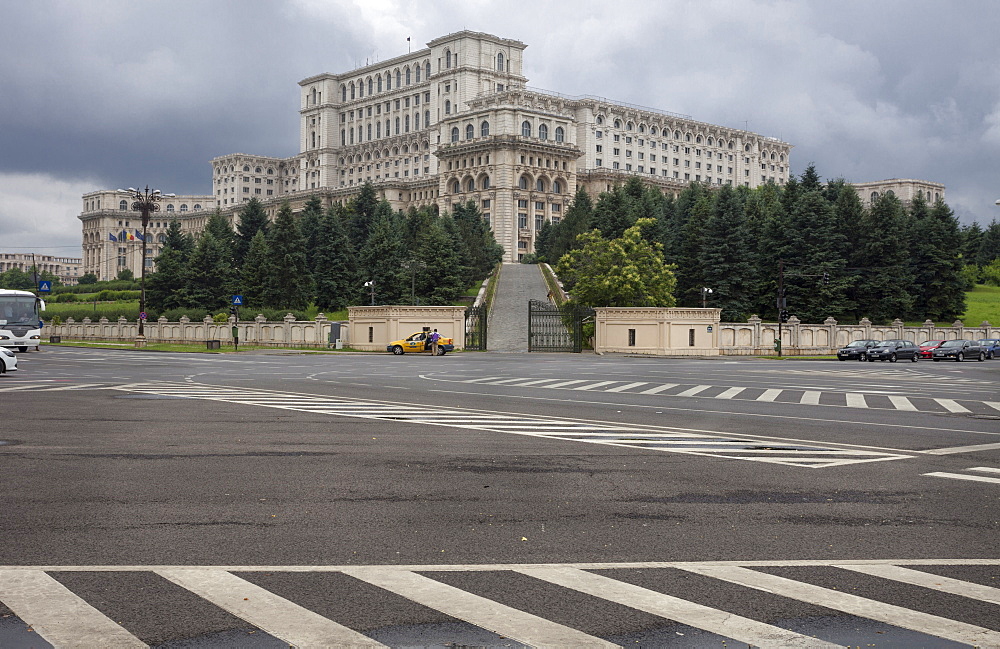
top-left (126, 231), bottom-right (136, 241)
top-left (108, 233), bottom-right (118, 242)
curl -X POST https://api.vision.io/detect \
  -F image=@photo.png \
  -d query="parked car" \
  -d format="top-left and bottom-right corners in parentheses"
top-left (932, 339), bottom-right (987, 362)
top-left (837, 339), bottom-right (880, 361)
top-left (866, 339), bottom-right (919, 362)
top-left (387, 331), bottom-right (455, 355)
top-left (976, 339), bottom-right (1000, 359)
top-left (0, 347), bottom-right (17, 374)
top-left (916, 340), bottom-right (947, 359)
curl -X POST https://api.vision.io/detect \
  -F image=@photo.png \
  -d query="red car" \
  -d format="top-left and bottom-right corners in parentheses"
top-left (917, 340), bottom-right (946, 359)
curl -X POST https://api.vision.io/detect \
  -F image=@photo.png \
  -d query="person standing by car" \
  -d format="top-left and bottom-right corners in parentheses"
top-left (428, 329), bottom-right (441, 356)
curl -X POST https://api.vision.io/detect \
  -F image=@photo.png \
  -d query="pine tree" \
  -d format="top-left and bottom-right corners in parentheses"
top-left (674, 193), bottom-right (712, 307)
top-left (415, 219), bottom-right (467, 305)
top-left (549, 187), bottom-right (594, 262)
top-left (263, 202), bottom-right (314, 310)
top-left (298, 196), bottom-right (325, 268)
top-left (234, 198), bottom-right (269, 268)
top-left (743, 183), bottom-right (783, 315)
top-left (799, 164), bottom-right (822, 191)
top-left (184, 232), bottom-right (235, 312)
top-left (755, 187), bottom-right (795, 319)
top-left (240, 231), bottom-right (270, 310)
top-left (534, 220), bottom-right (554, 263)
top-left (912, 198), bottom-right (966, 320)
top-left (203, 209), bottom-right (236, 266)
top-left (978, 220), bottom-right (1000, 265)
top-left (699, 185), bottom-right (754, 320)
top-left (146, 242), bottom-right (190, 312)
top-left (854, 193), bottom-right (914, 323)
top-left (313, 207), bottom-right (357, 312)
top-left (359, 207), bottom-right (407, 304)
top-left (451, 201), bottom-right (502, 279)
top-left (350, 182), bottom-right (380, 247)
top-left (784, 189), bottom-right (851, 323)
top-left (591, 185), bottom-right (630, 239)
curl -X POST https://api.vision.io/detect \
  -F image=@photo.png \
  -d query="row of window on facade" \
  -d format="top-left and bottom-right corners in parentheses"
top-left (111, 200), bottom-right (202, 212)
top-left (216, 165), bottom-right (276, 176)
top-left (595, 116), bottom-right (784, 158)
top-left (341, 112), bottom-right (433, 144)
top-left (448, 175), bottom-right (565, 194)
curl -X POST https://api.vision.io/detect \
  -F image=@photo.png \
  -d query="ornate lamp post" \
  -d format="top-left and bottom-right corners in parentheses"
top-left (118, 186), bottom-right (174, 347)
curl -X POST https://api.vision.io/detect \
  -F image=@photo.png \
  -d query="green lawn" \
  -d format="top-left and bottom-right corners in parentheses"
top-left (960, 285), bottom-right (1000, 326)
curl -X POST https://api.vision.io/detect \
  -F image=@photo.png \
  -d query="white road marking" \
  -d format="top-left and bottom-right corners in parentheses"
top-left (888, 395), bottom-right (917, 411)
top-left (510, 378), bottom-right (563, 387)
top-left (987, 401), bottom-right (1000, 411)
top-left (835, 564), bottom-right (1000, 605)
top-left (340, 567), bottom-right (616, 648)
top-left (845, 393), bottom-right (867, 408)
top-left (156, 568), bottom-right (382, 646)
top-left (0, 569), bottom-right (147, 648)
top-left (676, 384), bottom-right (712, 397)
top-left (572, 380), bottom-right (618, 390)
top-left (516, 567), bottom-right (839, 648)
top-left (799, 390), bottom-right (821, 405)
top-left (543, 379), bottom-right (590, 389)
top-left (716, 387), bottom-right (746, 399)
top-left (639, 383), bottom-right (677, 394)
top-left (756, 388), bottom-right (782, 402)
top-left (935, 398), bottom-right (971, 414)
top-left (605, 382), bottom-right (648, 393)
top-left (969, 466), bottom-right (1000, 474)
top-left (923, 472), bottom-right (1000, 485)
top-left (680, 565), bottom-right (1000, 647)
top-left (924, 442), bottom-right (1000, 455)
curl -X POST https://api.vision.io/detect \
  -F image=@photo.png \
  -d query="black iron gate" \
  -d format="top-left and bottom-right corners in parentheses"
top-left (464, 305), bottom-right (488, 351)
top-left (528, 299), bottom-right (594, 353)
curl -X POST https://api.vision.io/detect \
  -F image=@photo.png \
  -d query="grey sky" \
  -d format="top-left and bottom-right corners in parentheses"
top-left (2, 0), bottom-right (998, 257)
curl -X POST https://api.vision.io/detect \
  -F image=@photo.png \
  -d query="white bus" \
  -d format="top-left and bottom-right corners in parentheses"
top-left (0, 289), bottom-right (46, 352)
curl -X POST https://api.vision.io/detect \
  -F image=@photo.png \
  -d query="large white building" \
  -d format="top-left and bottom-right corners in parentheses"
top-left (79, 30), bottom-right (794, 277)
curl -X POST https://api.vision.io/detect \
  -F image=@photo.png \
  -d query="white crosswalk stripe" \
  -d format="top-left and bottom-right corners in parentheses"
top-left (446, 375), bottom-right (997, 415)
top-left (107, 381), bottom-right (910, 468)
top-left (1, 560), bottom-right (997, 648)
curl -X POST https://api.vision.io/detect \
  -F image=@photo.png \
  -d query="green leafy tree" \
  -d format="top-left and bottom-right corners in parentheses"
top-left (77, 272), bottom-right (98, 285)
top-left (555, 219), bottom-right (676, 307)
top-left (0, 267), bottom-right (33, 290)
top-left (313, 207), bottom-right (357, 311)
top-left (234, 198), bottom-right (269, 268)
top-left (263, 202), bottom-right (314, 310)
top-left (116, 268), bottom-right (134, 282)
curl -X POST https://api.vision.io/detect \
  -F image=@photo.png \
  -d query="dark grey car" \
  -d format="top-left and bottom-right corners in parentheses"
top-left (837, 339), bottom-right (881, 361)
top-left (932, 339), bottom-right (987, 362)
top-left (866, 339), bottom-right (919, 362)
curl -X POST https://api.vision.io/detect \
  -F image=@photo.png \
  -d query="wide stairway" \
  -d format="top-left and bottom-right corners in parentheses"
top-left (487, 263), bottom-right (551, 352)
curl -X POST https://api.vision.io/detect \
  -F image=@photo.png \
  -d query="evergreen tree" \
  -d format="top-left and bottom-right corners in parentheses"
top-left (549, 187), bottom-right (593, 261)
top-left (534, 219), bottom-right (554, 263)
top-left (263, 202), bottom-right (314, 310)
top-left (146, 243), bottom-right (190, 312)
top-left (784, 189), bottom-right (851, 323)
top-left (744, 182), bottom-right (785, 315)
top-left (184, 232), bottom-right (235, 312)
top-left (240, 231), bottom-right (270, 310)
top-left (756, 187), bottom-right (795, 319)
top-left (298, 196), bottom-right (325, 268)
top-left (359, 207), bottom-right (407, 304)
top-left (911, 198), bottom-right (966, 320)
top-left (415, 219), bottom-right (467, 304)
top-left (960, 222), bottom-right (984, 264)
top-left (674, 193), bottom-right (712, 307)
top-left (699, 185), bottom-right (754, 320)
top-left (978, 220), bottom-right (1000, 265)
top-left (590, 185), bottom-right (631, 239)
top-left (350, 182), bottom-right (380, 247)
top-left (799, 164), bottom-right (822, 191)
top-left (854, 193), bottom-right (914, 322)
top-left (833, 184), bottom-right (864, 317)
top-left (451, 201), bottom-right (502, 280)
top-left (203, 209), bottom-right (236, 267)
top-left (664, 183), bottom-right (709, 265)
top-left (312, 206), bottom-right (357, 312)
top-left (234, 198), bottom-right (269, 268)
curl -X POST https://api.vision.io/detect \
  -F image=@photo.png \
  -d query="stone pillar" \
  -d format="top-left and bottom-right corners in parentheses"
top-left (952, 320), bottom-right (965, 340)
top-left (315, 313), bottom-right (328, 346)
top-left (824, 316), bottom-right (837, 350)
top-left (747, 314), bottom-right (762, 350)
top-left (891, 318), bottom-right (905, 340)
top-left (787, 315), bottom-right (800, 350)
top-left (284, 313), bottom-right (296, 345)
top-left (859, 317), bottom-right (872, 340)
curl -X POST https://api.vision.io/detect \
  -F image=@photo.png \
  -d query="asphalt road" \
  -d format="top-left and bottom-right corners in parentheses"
top-left (1, 346), bottom-right (998, 648)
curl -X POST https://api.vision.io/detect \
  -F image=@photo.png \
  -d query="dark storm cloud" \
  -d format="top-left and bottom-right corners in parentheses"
top-left (2, 0), bottom-right (999, 255)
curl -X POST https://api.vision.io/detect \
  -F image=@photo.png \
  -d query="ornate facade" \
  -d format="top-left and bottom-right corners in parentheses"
top-left (79, 30), bottom-right (794, 278)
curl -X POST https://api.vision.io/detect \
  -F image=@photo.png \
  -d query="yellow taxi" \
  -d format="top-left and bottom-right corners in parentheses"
top-left (387, 331), bottom-right (455, 355)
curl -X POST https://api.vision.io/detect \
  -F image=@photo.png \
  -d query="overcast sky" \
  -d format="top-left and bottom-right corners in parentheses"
top-left (2, 0), bottom-right (999, 258)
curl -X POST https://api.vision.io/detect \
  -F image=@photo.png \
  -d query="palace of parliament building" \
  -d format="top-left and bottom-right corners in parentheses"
top-left (79, 31), bottom-right (794, 279)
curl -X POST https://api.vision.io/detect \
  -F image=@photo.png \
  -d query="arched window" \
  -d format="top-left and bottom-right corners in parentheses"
top-left (696, 135), bottom-right (702, 143)
top-left (166, 204), bottom-right (175, 212)
top-left (481, 120), bottom-right (490, 137)
top-left (415, 65), bottom-right (421, 82)
top-left (686, 133), bottom-right (692, 142)
top-left (350, 83), bottom-right (355, 100)
top-left (425, 61), bottom-right (431, 78)
top-left (614, 119), bottom-right (622, 129)
top-left (553, 180), bottom-right (562, 194)
top-left (466, 124), bottom-right (474, 140)
top-left (157, 233), bottom-right (167, 243)
top-left (179, 204), bottom-right (188, 212)
top-left (395, 69), bottom-right (401, 87)
top-left (744, 143), bottom-right (751, 151)
top-left (445, 49), bottom-right (452, 68)
top-left (358, 79), bottom-right (363, 98)
top-left (367, 78), bottom-right (373, 95)
top-left (467, 178), bottom-right (475, 192)
top-left (405, 67), bottom-right (411, 85)
top-left (497, 52), bottom-right (505, 71)
top-left (538, 124), bottom-right (548, 140)
top-left (674, 130), bottom-right (681, 139)
top-left (414, 113), bottom-right (420, 129)
top-left (707, 137), bottom-right (714, 146)
top-left (377, 76), bottom-right (382, 92)
top-left (639, 124), bottom-right (646, 133)
top-left (650, 126), bottom-right (658, 135)
top-left (267, 168), bottom-right (274, 174)
top-left (404, 115), bottom-right (410, 132)
top-left (243, 165), bottom-right (250, 172)
top-left (255, 167), bottom-right (261, 173)
top-left (871, 191), bottom-right (880, 201)
top-left (386, 72), bottom-right (391, 90)
top-left (481, 176), bottom-right (490, 190)
top-left (596, 115), bottom-right (604, 125)
top-left (451, 127), bottom-right (459, 142)
top-left (536, 179), bottom-right (545, 192)
top-left (451, 180), bottom-right (460, 194)
top-left (728, 141), bottom-right (734, 150)
top-left (555, 126), bottom-right (564, 142)
top-left (445, 100), bottom-right (451, 115)
top-left (193, 204), bottom-right (202, 210)
top-left (522, 121), bottom-right (531, 137)
top-left (341, 85), bottom-right (347, 101)
top-left (119, 200), bottom-right (128, 211)
top-left (425, 110), bottom-right (430, 127)
top-left (626, 121), bottom-right (634, 131)
top-left (519, 176), bottom-right (529, 190)
top-left (394, 117), bottom-right (400, 135)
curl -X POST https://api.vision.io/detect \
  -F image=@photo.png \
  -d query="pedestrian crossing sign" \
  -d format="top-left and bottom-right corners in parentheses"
top-left (231, 295), bottom-right (243, 306)
top-left (38, 281), bottom-right (52, 293)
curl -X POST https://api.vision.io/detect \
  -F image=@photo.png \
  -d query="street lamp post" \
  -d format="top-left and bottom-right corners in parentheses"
top-left (701, 287), bottom-right (713, 309)
top-left (402, 259), bottom-right (427, 305)
top-left (118, 186), bottom-right (173, 347)
top-left (364, 280), bottom-right (376, 306)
